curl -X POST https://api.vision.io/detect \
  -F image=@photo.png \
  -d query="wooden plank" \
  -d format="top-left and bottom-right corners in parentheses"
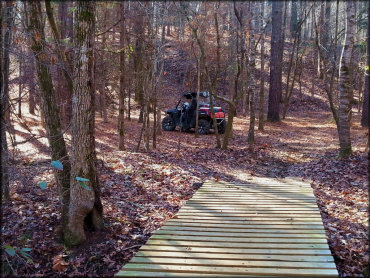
top-left (146, 240), bottom-right (330, 249)
top-left (193, 193), bottom-right (315, 197)
top-left (160, 226), bottom-right (326, 234)
top-left (196, 190), bottom-right (313, 194)
top-left (166, 220), bottom-right (324, 226)
top-left (154, 230), bottom-right (327, 238)
top-left (129, 256), bottom-right (336, 269)
top-left (197, 190), bottom-right (313, 193)
top-left (116, 271), bottom-right (250, 277)
top-left (180, 205), bottom-right (319, 212)
top-left (188, 199), bottom-right (317, 203)
top-left (164, 222), bottom-right (325, 229)
top-left (173, 216), bottom-right (322, 221)
top-left (202, 181), bottom-right (311, 186)
top-left (138, 245), bottom-right (333, 255)
top-left (185, 204), bottom-right (319, 208)
top-left (200, 186), bottom-right (313, 189)
top-left (180, 210), bottom-right (320, 213)
top-left (117, 270), bottom-right (281, 277)
top-left (150, 235), bottom-right (328, 243)
top-left (135, 251), bottom-right (334, 262)
top-left (190, 197), bottom-right (316, 200)
top-left (122, 264), bottom-right (338, 277)
top-left (177, 212), bottom-right (320, 216)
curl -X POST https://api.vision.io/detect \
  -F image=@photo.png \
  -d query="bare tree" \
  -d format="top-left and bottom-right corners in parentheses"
top-left (338, 1), bottom-right (356, 157)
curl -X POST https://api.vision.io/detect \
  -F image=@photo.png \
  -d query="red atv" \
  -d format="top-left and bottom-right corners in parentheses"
top-left (161, 91), bottom-right (227, 135)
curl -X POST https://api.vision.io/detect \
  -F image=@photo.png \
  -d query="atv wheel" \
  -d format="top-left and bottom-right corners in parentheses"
top-left (217, 120), bottom-right (226, 134)
top-left (198, 119), bottom-right (210, 135)
top-left (162, 116), bottom-right (176, 131)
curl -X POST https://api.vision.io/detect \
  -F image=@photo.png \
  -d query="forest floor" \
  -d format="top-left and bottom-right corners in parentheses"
top-left (1, 97), bottom-right (368, 277)
top-left (2, 35), bottom-right (369, 278)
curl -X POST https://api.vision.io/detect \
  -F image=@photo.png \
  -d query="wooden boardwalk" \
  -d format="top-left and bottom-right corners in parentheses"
top-left (116, 178), bottom-right (338, 277)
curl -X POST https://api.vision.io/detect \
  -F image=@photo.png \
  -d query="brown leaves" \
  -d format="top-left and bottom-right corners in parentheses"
top-left (34, 31), bottom-right (41, 42)
top-left (52, 254), bottom-right (68, 272)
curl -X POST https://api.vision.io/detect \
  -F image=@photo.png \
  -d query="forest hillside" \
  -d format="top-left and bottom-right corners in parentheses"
top-left (1, 1), bottom-right (369, 277)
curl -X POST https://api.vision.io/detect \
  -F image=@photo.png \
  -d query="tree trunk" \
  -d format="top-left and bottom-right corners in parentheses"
top-left (18, 59), bottom-right (22, 118)
top-left (317, 3), bottom-right (325, 78)
top-left (267, 1), bottom-right (283, 122)
top-left (290, 1), bottom-right (298, 37)
top-left (45, 0), bottom-right (74, 127)
top-left (361, 4), bottom-right (369, 127)
top-left (258, 1), bottom-right (265, 131)
top-left (28, 65), bottom-right (36, 115)
top-left (247, 2), bottom-right (256, 149)
top-left (194, 57), bottom-right (201, 138)
top-left (100, 7), bottom-right (108, 123)
top-left (26, 0), bottom-right (71, 233)
top-left (118, 2), bottom-right (125, 150)
top-left (133, 4), bottom-right (145, 123)
top-left (66, 1), bottom-right (103, 247)
top-left (1, 1), bottom-right (12, 201)
top-left (338, 1), bottom-right (356, 157)
top-left (322, 0), bottom-right (331, 58)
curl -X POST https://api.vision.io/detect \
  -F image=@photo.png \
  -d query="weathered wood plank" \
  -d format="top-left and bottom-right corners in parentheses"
top-left (177, 212), bottom-right (320, 216)
top-left (164, 221), bottom-right (325, 229)
top-left (145, 240), bottom-right (330, 249)
top-left (150, 234), bottom-right (328, 243)
top-left (135, 251), bottom-right (334, 262)
top-left (173, 216), bottom-right (323, 221)
top-left (181, 207), bottom-right (319, 211)
top-left (166, 219), bottom-right (325, 225)
top-left (138, 245), bottom-right (333, 255)
top-left (129, 256), bottom-right (337, 269)
top-left (122, 264), bottom-right (338, 277)
top-left (117, 270), bottom-right (275, 277)
top-left (160, 226), bottom-right (326, 233)
top-left (154, 230), bottom-right (327, 238)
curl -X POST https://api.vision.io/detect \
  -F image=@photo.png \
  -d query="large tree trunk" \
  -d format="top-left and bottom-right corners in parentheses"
top-left (118, 2), bottom-right (125, 150)
top-left (26, 1), bottom-right (71, 232)
top-left (361, 4), bottom-right (369, 127)
top-left (1, 1), bottom-right (13, 201)
top-left (267, 1), bottom-right (283, 122)
top-left (66, 1), bottom-right (103, 247)
top-left (338, 1), bottom-right (356, 157)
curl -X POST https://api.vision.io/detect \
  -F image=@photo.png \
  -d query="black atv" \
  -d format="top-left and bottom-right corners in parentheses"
top-left (161, 91), bottom-right (227, 135)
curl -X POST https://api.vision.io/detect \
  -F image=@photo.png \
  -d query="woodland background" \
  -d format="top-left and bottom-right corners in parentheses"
top-left (1, 1), bottom-right (369, 277)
